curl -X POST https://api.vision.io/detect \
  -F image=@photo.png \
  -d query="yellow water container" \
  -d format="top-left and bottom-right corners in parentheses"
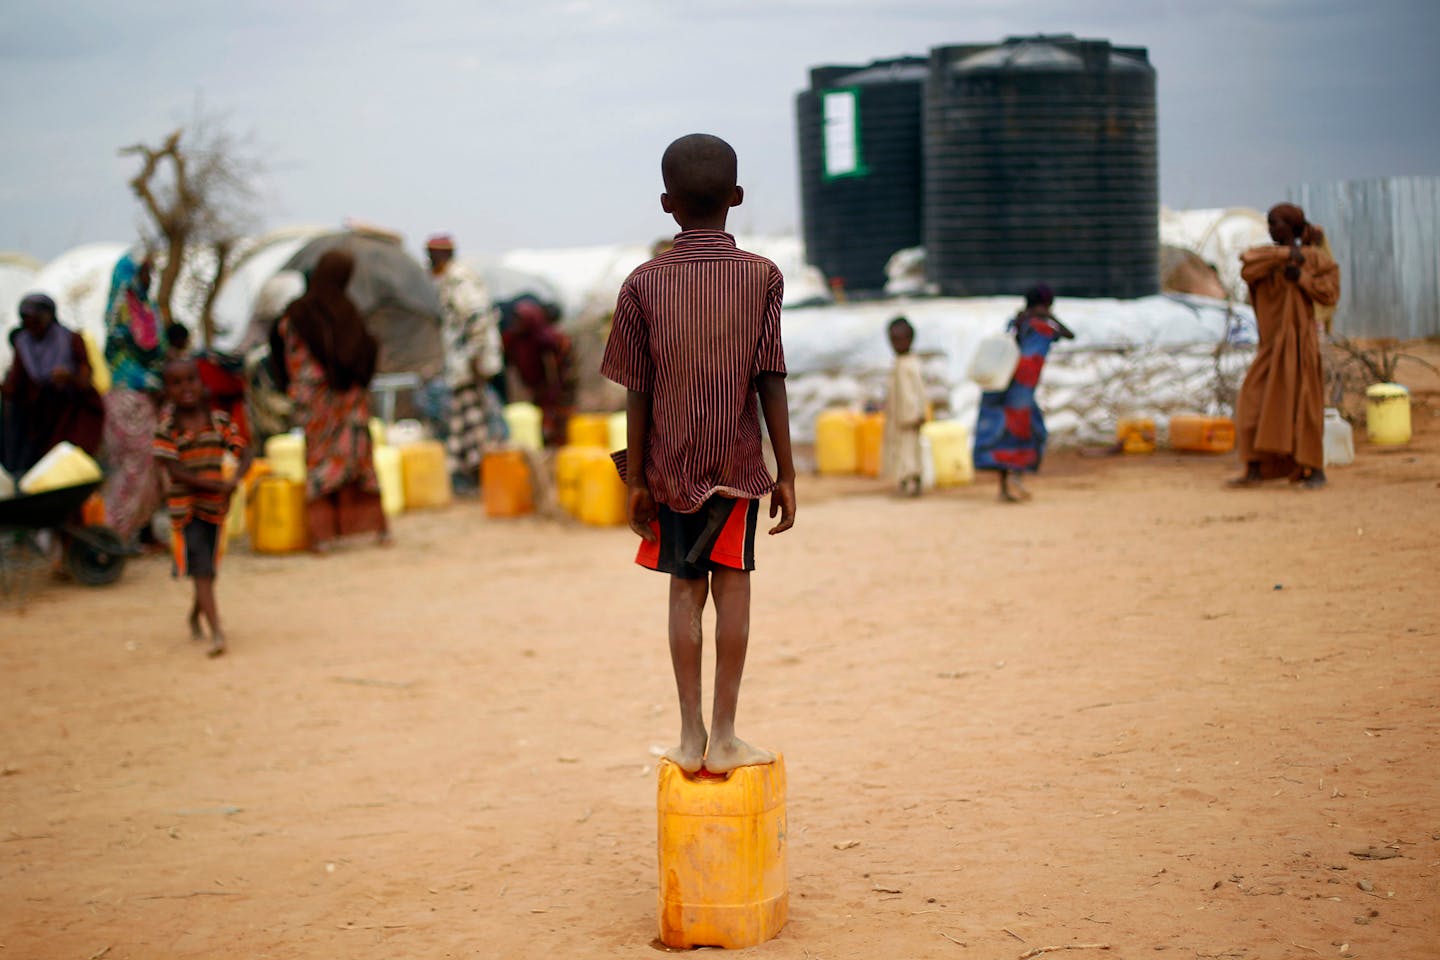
top-left (1116, 417), bottom-right (1157, 454)
top-left (1168, 414), bottom-right (1236, 454)
top-left (482, 449), bottom-right (534, 517)
top-left (368, 418), bottom-right (387, 451)
top-left (921, 420), bottom-right (974, 487)
top-left (504, 402), bottom-right (544, 452)
top-left (1365, 383), bottom-right (1411, 445)
top-left (224, 465), bottom-right (247, 543)
top-left (81, 331), bottom-right (110, 395)
top-left (555, 445), bottom-right (607, 517)
top-left (567, 413), bottom-right (610, 448)
top-left (578, 454), bottom-right (627, 526)
top-left (18, 442), bottom-right (103, 494)
top-left (373, 445), bottom-right (405, 517)
top-left (242, 460), bottom-right (272, 538)
top-left (814, 409), bottom-right (860, 475)
top-left (400, 440), bottom-right (451, 509)
top-left (251, 477), bottom-right (307, 554)
top-left (264, 432), bottom-right (307, 483)
top-left (657, 756), bottom-right (788, 949)
top-left (607, 411), bottom-right (628, 452)
top-left (857, 413), bottom-right (885, 477)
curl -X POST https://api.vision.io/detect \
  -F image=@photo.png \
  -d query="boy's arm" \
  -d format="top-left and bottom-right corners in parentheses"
top-left (159, 459), bottom-right (234, 496)
top-left (756, 372), bottom-right (796, 535)
top-left (625, 388), bottom-right (658, 543)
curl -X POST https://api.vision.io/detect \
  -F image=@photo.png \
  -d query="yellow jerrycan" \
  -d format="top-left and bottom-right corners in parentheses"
top-left (400, 439), bottom-right (451, 510)
top-left (263, 432), bottom-right (307, 483)
top-left (577, 453), bottom-right (627, 526)
top-left (373, 445), bottom-right (405, 517)
top-left (606, 411), bottom-right (628, 451)
top-left (814, 409), bottom-right (860, 475)
top-left (1365, 383), bottom-right (1411, 445)
top-left (921, 420), bottom-right (974, 486)
top-left (567, 413), bottom-right (610, 448)
top-left (555, 445), bottom-right (606, 518)
top-left (503, 402), bottom-right (544, 452)
top-left (251, 477), bottom-right (307, 554)
top-left (656, 756), bottom-right (788, 949)
top-left (1116, 416), bottom-right (1157, 454)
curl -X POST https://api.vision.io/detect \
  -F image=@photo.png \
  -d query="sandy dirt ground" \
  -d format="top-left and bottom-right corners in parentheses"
top-left (3, 375), bottom-right (1438, 960)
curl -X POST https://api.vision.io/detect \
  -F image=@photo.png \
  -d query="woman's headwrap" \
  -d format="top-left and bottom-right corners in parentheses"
top-left (14, 292), bottom-right (74, 382)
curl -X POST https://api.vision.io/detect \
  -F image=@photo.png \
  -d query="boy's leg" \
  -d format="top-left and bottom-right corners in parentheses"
top-left (188, 593), bottom-right (203, 641)
top-left (194, 576), bottom-right (225, 657)
top-left (705, 567), bottom-right (774, 773)
top-left (664, 575), bottom-right (708, 772)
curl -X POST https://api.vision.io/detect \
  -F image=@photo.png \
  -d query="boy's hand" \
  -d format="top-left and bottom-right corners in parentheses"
top-left (627, 484), bottom-right (658, 542)
top-left (768, 478), bottom-right (796, 535)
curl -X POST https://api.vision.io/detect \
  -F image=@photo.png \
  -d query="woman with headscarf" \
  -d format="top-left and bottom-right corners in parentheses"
top-left (502, 297), bottom-right (574, 446)
top-left (1, 293), bottom-right (105, 477)
top-left (270, 249), bottom-right (389, 551)
top-left (1230, 203), bottom-right (1340, 489)
top-left (972, 283), bottom-right (1074, 502)
top-left (102, 253), bottom-right (167, 542)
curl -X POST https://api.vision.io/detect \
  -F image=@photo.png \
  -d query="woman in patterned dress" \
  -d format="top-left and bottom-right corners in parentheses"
top-left (972, 284), bottom-right (1074, 503)
top-left (270, 250), bottom-right (389, 552)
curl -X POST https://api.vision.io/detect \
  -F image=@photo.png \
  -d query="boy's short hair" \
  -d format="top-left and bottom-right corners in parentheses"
top-left (888, 315), bottom-right (914, 336)
top-left (661, 134), bottom-right (737, 217)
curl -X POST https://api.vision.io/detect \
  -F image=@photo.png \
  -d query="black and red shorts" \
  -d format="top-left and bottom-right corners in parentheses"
top-left (636, 496), bottom-right (758, 580)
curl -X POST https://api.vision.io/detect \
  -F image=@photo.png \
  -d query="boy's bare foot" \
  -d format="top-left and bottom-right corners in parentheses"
top-left (664, 729), bottom-right (707, 774)
top-left (376, 531), bottom-right (394, 548)
top-left (703, 736), bottom-right (774, 774)
top-left (207, 633), bottom-right (227, 658)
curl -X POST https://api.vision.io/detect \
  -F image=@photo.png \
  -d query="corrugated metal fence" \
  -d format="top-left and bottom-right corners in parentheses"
top-left (1289, 176), bottom-right (1440, 339)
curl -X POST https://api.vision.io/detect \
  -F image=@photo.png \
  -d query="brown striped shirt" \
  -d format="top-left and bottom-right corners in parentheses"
top-left (600, 230), bottom-right (786, 514)
top-left (153, 407), bottom-right (245, 526)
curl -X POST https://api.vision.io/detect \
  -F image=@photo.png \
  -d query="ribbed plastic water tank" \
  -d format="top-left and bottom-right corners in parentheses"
top-left (795, 57), bottom-right (927, 295)
top-left (924, 36), bottom-right (1159, 299)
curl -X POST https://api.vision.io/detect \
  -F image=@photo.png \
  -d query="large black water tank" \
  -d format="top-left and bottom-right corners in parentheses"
top-left (796, 57), bottom-right (927, 294)
top-left (924, 36), bottom-right (1158, 299)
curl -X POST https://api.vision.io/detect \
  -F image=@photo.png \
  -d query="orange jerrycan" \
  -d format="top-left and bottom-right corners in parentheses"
top-left (482, 449), bottom-right (534, 517)
top-left (656, 756), bottom-right (788, 949)
top-left (856, 412), bottom-right (885, 477)
top-left (1168, 414), bottom-right (1235, 453)
top-left (251, 477), bottom-right (307, 554)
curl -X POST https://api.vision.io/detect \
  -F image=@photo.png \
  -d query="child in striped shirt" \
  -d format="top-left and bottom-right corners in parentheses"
top-left (153, 357), bottom-right (250, 657)
top-left (601, 134), bottom-right (797, 775)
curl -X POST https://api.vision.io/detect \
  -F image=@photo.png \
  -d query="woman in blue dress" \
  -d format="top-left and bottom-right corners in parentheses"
top-left (973, 284), bottom-right (1074, 502)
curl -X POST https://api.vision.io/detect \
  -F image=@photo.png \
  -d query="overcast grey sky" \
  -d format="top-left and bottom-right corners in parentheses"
top-left (1, 0), bottom-right (1436, 261)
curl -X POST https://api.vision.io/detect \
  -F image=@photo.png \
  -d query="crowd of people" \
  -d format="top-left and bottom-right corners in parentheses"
top-left (1, 198), bottom-right (1340, 656)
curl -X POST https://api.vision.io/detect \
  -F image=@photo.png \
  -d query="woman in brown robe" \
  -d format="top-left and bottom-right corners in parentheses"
top-left (1230, 203), bottom-right (1340, 489)
top-left (270, 250), bottom-right (389, 552)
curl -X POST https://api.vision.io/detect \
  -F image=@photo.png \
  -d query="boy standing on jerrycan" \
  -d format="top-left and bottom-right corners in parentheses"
top-left (601, 134), bottom-right (797, 775)
top-left (153, 357), bottom-right (251, 657)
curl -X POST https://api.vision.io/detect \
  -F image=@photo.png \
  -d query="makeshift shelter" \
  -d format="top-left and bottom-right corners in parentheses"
top-left (259, 231), bottom-right (444, 377)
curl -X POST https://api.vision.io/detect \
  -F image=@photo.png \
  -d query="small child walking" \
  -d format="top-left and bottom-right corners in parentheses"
top-left (153, 357), bottom-right (250, 657)
top-left (602, 133), bottom-right (797, 775)
top-left (881, 316), bottom-right (926, 496)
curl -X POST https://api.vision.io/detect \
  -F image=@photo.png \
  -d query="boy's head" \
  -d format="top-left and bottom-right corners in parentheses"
top-left (887, 316), bottom-right (914, 355)
top-left (166, 322), bottom-right (191, 353)
top-left (1024, 284), bottom-right (1055, 309)
top-left (162, 357), bottom-right (205, 410)
top-left (660, 134), bottom-right (742, 228)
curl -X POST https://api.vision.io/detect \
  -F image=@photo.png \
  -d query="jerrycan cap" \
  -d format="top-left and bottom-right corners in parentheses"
top-left (1365, 382), bottom-right (1409, 399)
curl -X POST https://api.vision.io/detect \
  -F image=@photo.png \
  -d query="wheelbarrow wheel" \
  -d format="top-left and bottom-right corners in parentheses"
top-left (66, 526), bottom-right (128, 586)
